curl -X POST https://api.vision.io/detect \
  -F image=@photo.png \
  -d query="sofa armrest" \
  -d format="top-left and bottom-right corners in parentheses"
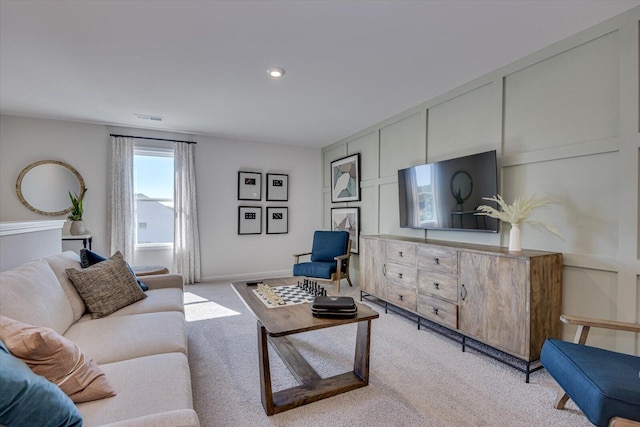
top-left (100, 409), bottom-right (199, 427)
top-left (141, 274), bottom-right (184, 291)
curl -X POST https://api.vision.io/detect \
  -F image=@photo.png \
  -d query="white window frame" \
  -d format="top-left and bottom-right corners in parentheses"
top-left (134, 146), bottom-right (174, 250)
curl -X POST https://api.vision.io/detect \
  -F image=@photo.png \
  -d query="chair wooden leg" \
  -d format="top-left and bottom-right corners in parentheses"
top-left (554, 390), bottom-right (570, 410)
top-left (334, 278), bottom-right (340, 293)
top-left (346, 276), bottom-right (353, 287)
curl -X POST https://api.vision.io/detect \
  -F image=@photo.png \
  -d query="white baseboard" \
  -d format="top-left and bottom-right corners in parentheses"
top-left (198, 269), bottom-right (292, 283)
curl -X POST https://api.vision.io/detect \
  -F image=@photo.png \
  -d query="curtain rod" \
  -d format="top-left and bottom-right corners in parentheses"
top-left (109, 134), bottom-right (197, 144)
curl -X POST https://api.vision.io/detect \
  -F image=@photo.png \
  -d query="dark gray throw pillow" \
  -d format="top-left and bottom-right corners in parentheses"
top-left (80, 248), bottom-right (149, 291)
top-left (66, 251), bottom-right (147, 319)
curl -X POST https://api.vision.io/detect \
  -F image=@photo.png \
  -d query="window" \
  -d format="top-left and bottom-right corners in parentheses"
top-left (134, 148), bottom-right (174, 247)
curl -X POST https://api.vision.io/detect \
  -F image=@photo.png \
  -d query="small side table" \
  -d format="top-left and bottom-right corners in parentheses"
top-left (62, 234), bottom-right (92, 250)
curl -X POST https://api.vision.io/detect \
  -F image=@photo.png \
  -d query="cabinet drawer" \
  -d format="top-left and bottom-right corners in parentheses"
top-left (417, 294), bottom-right (458, 329)
top-left (386, 241), bottom-right (416, 266)
top-left (417, 246), bottom-right (457, 275)
top-left (417, 270), bottom-right (458, 303)
top-left (387, 283), bottom-right (417, 311)
top-left (385, 263), bottom-right (417, 287)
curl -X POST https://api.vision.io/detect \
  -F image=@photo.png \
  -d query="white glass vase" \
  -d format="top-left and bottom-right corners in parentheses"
top-left (509, 223), bottom-right (521, 251)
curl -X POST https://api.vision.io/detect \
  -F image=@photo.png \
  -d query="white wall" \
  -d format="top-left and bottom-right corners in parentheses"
top-left (0, 115), bottom-right (322, 280)
top-left (322, 7), bottom-right (640, 355)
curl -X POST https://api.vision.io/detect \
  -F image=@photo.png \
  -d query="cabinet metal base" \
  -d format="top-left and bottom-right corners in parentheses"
top-left (360, 290), bottom-right (542, 383)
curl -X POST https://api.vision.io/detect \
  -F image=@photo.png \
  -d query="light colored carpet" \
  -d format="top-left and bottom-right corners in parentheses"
top-left (185, 280), bottom-right (590, 427)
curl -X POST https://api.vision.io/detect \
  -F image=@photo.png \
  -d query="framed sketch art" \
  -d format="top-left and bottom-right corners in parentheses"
top-left (238, 206), bottom-right (262, 235)
top-left (238, 171), bottom-right (262, 201)
top-left (331, 153), bottom-right (360, 202)
top-left (266, 173), bottom-right (288, 201)
top-left (331, 207), bottom-right (359, 253)
top-left (266, 207), bottom-right (288, 234)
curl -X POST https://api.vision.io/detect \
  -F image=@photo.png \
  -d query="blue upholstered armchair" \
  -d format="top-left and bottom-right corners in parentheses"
top-left (541, 315), bottom-right (640, 427)
top-left (292, 231), bottom-right (353, 292)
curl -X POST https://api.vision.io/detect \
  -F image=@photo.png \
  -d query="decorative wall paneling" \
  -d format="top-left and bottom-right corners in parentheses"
top-left (322, 7), bottom-right (640, 354)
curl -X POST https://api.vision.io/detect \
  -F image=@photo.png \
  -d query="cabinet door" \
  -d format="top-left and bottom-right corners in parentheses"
top-left (359, 238), bottom-right (387, 299)
top-left (459, 252), bottom-right (528, 358)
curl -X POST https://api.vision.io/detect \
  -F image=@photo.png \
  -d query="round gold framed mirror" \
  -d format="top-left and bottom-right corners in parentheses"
top-left (16, 160), bottom-right (86, 216)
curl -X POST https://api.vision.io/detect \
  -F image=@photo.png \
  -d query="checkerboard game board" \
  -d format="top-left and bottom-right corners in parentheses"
top-left (253, 284), bottom-right (321, 308)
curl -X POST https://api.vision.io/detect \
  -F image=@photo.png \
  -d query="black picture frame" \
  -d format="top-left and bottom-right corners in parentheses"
top-left (238, 206), bottom-right (262, 235)
top-left (266, 207), bottom-right (288, 234)
top-left (266, 173), bottom-right (289, 201)
top-left (331, 207), bottom-right (359, 253)
top-left (238, 171), bottom-right (262, 201)
top-left (330, 153), bottom-right (360, 203)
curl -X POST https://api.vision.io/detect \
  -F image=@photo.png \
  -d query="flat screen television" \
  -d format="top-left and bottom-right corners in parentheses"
top-left (398, 150), bottom-right (499, 232)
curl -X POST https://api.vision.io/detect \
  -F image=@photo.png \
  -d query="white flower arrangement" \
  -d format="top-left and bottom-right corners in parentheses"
top-left (475, 194), bottom-right (563, 238)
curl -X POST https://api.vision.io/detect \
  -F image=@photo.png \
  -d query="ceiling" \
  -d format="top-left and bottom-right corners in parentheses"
top-left (1, 1), bottom-right (638, 148)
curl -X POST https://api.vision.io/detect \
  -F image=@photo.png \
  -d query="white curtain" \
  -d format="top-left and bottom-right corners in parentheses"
top-left (109, 136), bottom-right (135, 262)
top-left (174, 142), bottom-right (201, 284)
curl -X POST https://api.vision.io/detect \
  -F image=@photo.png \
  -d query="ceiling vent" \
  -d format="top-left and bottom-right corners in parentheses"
top-left (134, 114), bottom-right (163, 122)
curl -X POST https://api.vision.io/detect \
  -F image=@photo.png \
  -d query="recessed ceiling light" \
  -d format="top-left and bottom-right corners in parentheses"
top-left (267, 67), bottom-right (285, 78)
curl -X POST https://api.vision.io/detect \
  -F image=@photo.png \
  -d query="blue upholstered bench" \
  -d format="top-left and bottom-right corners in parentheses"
top-left (540, 315), bottom-right (640, 427)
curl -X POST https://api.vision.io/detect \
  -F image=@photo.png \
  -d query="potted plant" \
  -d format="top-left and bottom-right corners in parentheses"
top-left (68, 188), bottom-right (87, 235)
top-left (475, 194), bottom-right (561, 251)
top-left (453, 188), bottom-right (465, 211)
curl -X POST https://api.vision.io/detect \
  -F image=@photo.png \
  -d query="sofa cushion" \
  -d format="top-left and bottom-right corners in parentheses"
top-left (100, 409), bottom-right (200, 427)
top-left (42, 251), bottom-right (87, 322)
top-left (108, 288), bottom-right (185, 316)
top-left (80, 249), bottom-right (149, 291)
top-left (76, 353), bottom-right (194, 426)
top-left (0, 259), bottom-right (73, 335)
top-left (66, 252), bottom-right (147, 319)
top-left (63, 311), bottom-right (188, 365)
top-left (0, 315), bottom-right (115, 403)
top-left (0, 339), bottom-right (83, 427)
top-left (541, 338), bottom-right (640, 426)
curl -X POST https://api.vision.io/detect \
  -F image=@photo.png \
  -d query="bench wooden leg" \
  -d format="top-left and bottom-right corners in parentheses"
top-left (554, 390), bottom-right (570, 409)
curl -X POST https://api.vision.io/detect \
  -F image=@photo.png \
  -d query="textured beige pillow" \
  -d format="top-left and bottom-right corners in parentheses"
top-left (0, 315), bottom-right (116, 403)
top-left (66, 251), bottom-right (147, 319)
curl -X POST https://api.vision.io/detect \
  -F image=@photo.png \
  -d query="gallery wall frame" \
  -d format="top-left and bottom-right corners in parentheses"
top-left (330, 153), bottom-right (360, 203)
top-left (266, 173), bottom-right (289, 201)
top-left (238, 206), bottom-right (262, 235)
top-left (331, 207), bottom-right (359, 253)
top-left (266, 206), bottom-right (288, 234)
top-left (238, 171), bottom-right (262, 201)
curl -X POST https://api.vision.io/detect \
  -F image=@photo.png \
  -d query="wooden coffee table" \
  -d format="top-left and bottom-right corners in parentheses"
top-left (232, 278), bottom-right (379, 415)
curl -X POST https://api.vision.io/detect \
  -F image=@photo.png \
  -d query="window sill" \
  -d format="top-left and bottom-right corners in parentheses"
top-left (135, 243), bottom-right (173, 251)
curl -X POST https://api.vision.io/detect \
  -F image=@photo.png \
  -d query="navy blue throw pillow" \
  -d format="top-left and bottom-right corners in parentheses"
top-left (80, 249), bottom-right (149, 291)
top-left (0, 340), bottom-right (83, 427)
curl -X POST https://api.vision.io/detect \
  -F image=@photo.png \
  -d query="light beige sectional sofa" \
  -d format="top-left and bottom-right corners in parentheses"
top-left (0, 251), bottom-right (199, 427)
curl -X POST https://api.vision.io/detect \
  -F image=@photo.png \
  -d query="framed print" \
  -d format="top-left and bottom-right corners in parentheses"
top-left (331, 207), bottom-right (359, 253)
top-left (238, 171), bottom-right (262, 201)
top-left (238, 206), bottom-right (262, 235)
top-left (266, 173), bottom-right (288, 201)
top-left (331, 153), bottom-right (360, 202)
top-left (266, 207), bottom-right (288, 234)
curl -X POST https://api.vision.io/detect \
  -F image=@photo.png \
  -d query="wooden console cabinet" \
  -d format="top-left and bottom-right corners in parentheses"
top-left (360, 235), bottom-right (563, 379)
